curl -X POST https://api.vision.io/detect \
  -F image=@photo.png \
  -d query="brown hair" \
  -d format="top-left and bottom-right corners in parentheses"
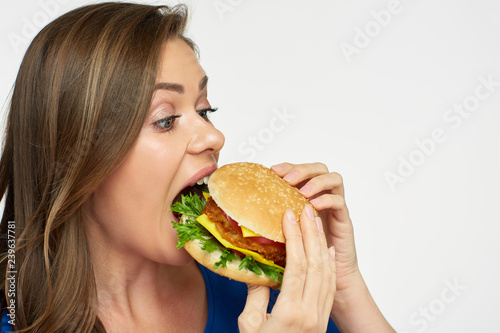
top-left (0, 3), bottom-right (194, 331)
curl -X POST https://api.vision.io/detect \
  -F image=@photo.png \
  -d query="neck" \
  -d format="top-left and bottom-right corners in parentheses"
top-left (85, 219), bottom-right (207, 331)
top-left (93, 251), bottom-right (197, 308)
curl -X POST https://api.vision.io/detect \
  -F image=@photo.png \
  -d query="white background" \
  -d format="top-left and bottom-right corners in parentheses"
top-left (1, 1), bottom-right (499, 332)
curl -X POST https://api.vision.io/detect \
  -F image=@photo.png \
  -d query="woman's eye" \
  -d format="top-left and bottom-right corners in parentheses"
top-left (197, 107), bottom-right (218, 121)
top-left (154, 115), bottom-right (181, 130)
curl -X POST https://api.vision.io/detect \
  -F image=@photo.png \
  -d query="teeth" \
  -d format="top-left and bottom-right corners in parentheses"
top-left (195, 176), bottom-right (209, 186)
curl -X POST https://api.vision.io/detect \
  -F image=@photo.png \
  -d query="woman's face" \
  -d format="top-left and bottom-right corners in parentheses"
top-left (87, 38), bottom-right (225, 265)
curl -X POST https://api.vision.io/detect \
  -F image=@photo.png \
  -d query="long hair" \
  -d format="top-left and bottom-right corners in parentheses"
top-left (0, 3), bottom-right (194, 331)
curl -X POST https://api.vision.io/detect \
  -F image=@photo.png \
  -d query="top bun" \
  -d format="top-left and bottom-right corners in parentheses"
top-left (208, 162), bottom-right (310, 243)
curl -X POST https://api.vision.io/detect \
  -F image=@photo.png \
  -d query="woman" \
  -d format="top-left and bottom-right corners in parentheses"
top-left (0, 3), bottom-right (394, 332)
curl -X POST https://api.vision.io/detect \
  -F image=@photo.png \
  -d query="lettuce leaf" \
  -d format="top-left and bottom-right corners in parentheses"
top-left (214, 249), bottom-right (238, 269)
top-left (239, 256), bottom-right (284, 284)
top-left (171, 192), bottom-right (206, 217)
top-left (171, 216), bottom-right (217, 249)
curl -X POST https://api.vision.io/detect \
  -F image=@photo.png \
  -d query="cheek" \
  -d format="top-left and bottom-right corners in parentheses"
top-left (105, 137), bottom-right (176, 217)
top-left (87, 134), bottom-right (191, 263)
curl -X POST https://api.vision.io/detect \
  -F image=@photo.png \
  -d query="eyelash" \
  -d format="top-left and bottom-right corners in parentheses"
top-left (198, 107), bottom-right (218, 121)
top-left (154, 107), bottom-right (218, 131)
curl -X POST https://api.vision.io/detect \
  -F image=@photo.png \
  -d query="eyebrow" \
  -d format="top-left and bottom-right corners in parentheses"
top-left (154, 75), bottom-right (208, 94)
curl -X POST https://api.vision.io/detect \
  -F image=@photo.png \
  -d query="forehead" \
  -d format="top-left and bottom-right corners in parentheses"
top-left (156, 38), bottom-right (205, 85)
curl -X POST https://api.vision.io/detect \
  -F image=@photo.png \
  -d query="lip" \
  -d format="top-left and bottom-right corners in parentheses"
top-left (181, 164), bottom-right (218, 190)
top-left (170, 164), bottom-right (217, 223)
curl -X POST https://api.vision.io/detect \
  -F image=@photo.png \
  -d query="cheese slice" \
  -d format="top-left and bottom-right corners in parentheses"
top-left (241, 226), bottom-right (262, 238)
top-left (196, 214), bottom-right (284, 270)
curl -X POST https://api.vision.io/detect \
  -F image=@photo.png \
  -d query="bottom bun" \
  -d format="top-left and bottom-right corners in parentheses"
top-left (184, 238), bottom-right (281, 289)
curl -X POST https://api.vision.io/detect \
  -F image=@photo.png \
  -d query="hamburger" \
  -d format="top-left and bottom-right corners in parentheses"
top-left (171, 162), bottom-right (311, 289)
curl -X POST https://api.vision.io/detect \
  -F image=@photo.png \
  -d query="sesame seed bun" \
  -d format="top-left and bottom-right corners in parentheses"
top-left (208, 162), bottom-right (310, 243)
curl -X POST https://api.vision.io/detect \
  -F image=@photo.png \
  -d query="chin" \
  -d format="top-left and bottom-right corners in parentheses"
top-left (162, 246), bottom-right (196, 266)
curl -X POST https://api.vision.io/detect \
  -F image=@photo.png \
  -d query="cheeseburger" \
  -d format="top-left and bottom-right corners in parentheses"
top-left (171, 162), bottom-right (311, 289)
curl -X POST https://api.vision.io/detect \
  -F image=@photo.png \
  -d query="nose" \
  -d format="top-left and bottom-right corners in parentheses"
top-left (186, 115), bottom-right (225, 157)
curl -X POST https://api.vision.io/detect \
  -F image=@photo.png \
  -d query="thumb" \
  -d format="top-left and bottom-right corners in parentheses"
top-left (238, 284), bottom-right (270, 332)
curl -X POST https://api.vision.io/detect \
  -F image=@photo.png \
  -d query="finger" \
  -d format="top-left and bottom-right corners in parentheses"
top-left (319, 246), bottom-right (337, 332)
top-left (314, 216), bottom-right (334, 314)
top-left (301, 205), bottom-right (328, 312)
top-left (279, 208), bottom-right (307, 303)
top-left (314, 216), bottom-right (336, 324)
top-left (310, 194), bottom-right (349, 220)
top-left (298, 172), bottom-right (345, 199)
top-left (271, 162), bottom-right (329, 187)
top-left (238, 284), bottom-right (270, 332)
top-left (300, 208), bottom-right (336, 332)
top-left (323, 244), bottom-right (336, 320)
top-left (270, 162), bottom-right (295, 176)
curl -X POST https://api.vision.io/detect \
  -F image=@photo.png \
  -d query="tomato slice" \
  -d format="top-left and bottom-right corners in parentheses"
top-left (247, 236), bottom-right (286, 249)
top-left (225, 213), bottom-right (242, 234)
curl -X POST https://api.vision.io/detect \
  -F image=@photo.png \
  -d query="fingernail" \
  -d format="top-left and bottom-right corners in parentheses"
top-left (271, 164), bottom-right (284, 173)
top-left (329, 246), bottom-right (335, 261)
top-left (305, 204), bottom-right (315, 220)
top-left (286, 209), bottom-right (297, 224)
top-left (299, 183), bottom-right (312, 196)
top-left (283, 171), bottom-right (298, 183)
top-left (315, 217), bottom-right (324, 233)
top-left (310, 197), bottom-right (320, 206)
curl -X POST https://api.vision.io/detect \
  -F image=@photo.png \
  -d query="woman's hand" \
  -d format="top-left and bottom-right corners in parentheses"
top-left (270, 162), bottom-right (395, 332)
top-left (238, 204), bottom-right (336, 332)
top-left (271, 162), bottom-right (359, 293)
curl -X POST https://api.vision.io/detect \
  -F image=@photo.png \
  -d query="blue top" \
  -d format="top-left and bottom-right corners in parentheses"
top-left (1, 309), bottom-right (11, 333)
top-left (1, 265), bottom-right (339, 332)
top-left (199, 263), bottom-right (339, 332)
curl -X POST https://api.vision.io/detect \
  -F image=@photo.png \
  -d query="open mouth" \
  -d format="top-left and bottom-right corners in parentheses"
top-left (171, 176), bottom-right (209, 220)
